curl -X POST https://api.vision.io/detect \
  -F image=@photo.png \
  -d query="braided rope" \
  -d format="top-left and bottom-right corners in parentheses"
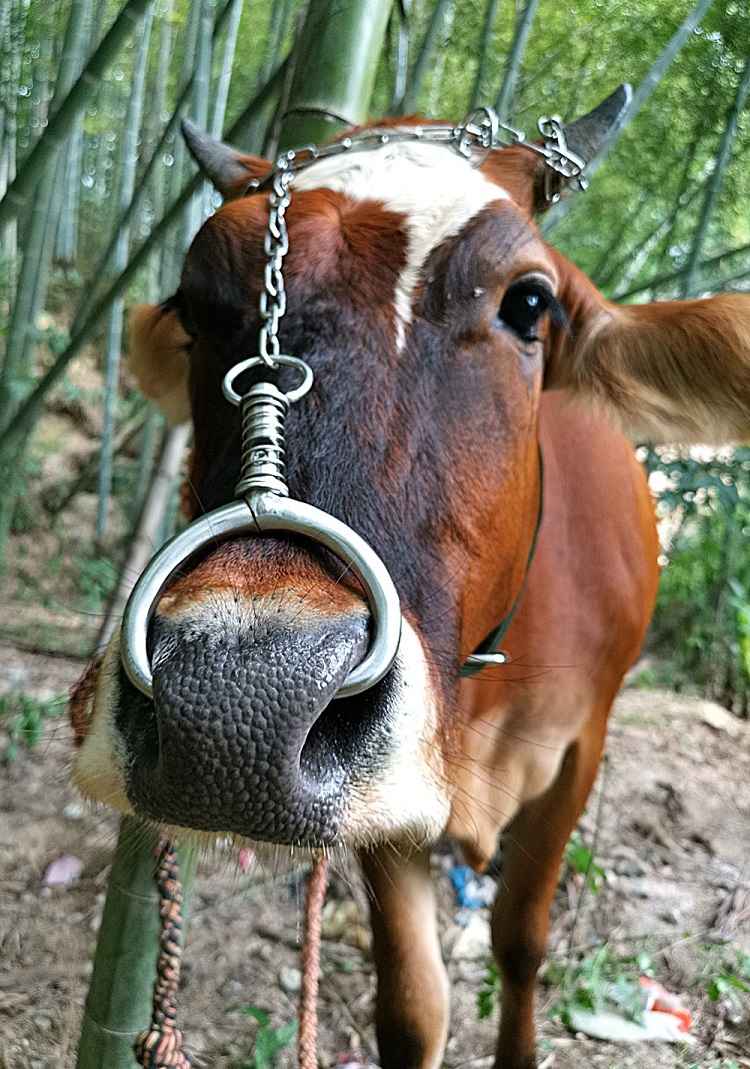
top-left (130, 842), bottom-right (328, 1069)
top-left (134, 840), bottom-right (192, 1069)
top-left (299, 852), bottom-right (329, 1069)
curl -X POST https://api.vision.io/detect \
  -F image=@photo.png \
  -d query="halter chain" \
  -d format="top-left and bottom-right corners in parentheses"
top-left (241, 105), bottom-right (588, 204)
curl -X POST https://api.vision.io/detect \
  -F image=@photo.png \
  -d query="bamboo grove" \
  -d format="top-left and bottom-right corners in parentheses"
top-left (0, 0), bottom-right (749, 690)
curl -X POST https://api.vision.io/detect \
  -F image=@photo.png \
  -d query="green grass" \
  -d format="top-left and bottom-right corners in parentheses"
top-left (0, 689), bottom-right (67, 762)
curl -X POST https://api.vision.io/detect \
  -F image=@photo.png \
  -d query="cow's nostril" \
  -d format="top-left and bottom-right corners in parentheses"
top-left (299, 685), bottom-right (387, 795)
top-left (120, 602), bottom-right (372, 844)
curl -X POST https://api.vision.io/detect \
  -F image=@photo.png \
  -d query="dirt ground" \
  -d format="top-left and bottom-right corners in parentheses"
top-left (1, 642), bottom-right (749, 1069)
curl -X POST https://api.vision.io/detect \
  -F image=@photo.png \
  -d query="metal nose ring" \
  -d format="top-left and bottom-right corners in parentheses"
top-left (120, 494), bottom-right (402, 701)
top-left (120, 357), bottom-right (402, 703)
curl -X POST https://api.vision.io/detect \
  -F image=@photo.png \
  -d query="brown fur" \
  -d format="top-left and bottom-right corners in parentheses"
top-left (546, 254), bottom-right (750, 443)
top-left (127, 303), bottom-right (191, 426)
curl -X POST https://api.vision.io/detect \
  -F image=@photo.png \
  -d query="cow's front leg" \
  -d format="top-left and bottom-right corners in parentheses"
top-left (360, 844), bottom-right (449, 1069)
top-left (491, 707), bottom-right (609, 1069)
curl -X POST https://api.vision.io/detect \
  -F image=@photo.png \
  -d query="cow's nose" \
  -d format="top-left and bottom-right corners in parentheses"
top-left (123, 597), bottom-right (370, 844)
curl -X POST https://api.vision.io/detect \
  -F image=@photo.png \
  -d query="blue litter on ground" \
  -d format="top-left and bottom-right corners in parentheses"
top-left (448, 865), bottom-right (496, 909)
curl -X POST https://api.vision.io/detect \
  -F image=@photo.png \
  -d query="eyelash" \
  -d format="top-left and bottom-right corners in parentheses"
top-left (497, 280), bottom-right (569, 342)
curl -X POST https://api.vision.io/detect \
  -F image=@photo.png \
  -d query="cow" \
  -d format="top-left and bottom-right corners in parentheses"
top-left (71, 87), bottom-right (750, 1069)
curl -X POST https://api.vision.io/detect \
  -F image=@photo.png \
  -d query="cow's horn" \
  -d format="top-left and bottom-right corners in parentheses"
top-left (563, 83), bottom-right (632, 163)
top-left (181, 118), bottom-right (252, 197)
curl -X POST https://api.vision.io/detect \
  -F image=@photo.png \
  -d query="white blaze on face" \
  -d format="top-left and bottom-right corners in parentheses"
top-left (292, 139), bottom-right (510, 349)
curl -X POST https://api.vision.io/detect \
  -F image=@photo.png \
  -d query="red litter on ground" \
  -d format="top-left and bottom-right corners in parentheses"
top-left (639, 977), bottom-right (693, 1033)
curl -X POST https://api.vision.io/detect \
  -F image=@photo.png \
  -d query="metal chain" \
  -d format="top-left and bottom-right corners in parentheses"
top-left (242, 106), bottom-right (589, 205)
top-left (537, 115), bottom-right (588, 203)
top-left (258, 161), bottom-right (294, 367)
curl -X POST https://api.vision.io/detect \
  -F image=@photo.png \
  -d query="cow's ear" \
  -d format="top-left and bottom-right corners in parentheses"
top-left (544, 253), bottom-right (750, 444)
top-left (127, 303), bottom-right (191, 426)
top-left (182, 119), bottom-right (270, 200)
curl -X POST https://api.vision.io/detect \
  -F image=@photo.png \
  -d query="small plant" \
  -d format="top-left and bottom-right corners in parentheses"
top-left (236, 1007), bottom-right (298, 1069)
top-left (477, 961), bottom-right (501, 1020)
top-left (549, 944), bottom-right (655, 1028)
top-left (563, 830), bottom-right (606, 895)
top-left (74, 554), bottom-right (118, 613)
top-left (0, 691), bottom-right (66, 761)
top-left (695, 947), bottom-right (750, 1013)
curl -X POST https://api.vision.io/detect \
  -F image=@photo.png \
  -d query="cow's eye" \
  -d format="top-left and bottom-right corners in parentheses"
top-left (498, 279), bottom-right (565, 341)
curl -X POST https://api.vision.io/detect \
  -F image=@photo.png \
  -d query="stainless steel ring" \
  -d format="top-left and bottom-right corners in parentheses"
top-left (222, 355), bottom-right (314, 406)
top-left (120, 492), bottom-right (402, 702)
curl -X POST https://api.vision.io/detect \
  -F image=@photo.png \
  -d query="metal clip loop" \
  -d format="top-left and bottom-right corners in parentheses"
top-left (456, 106), bottom-right (499, 164)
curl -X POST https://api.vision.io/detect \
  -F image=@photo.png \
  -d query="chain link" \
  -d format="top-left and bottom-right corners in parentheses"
top-left (258, 163), bottom-right (293, 367)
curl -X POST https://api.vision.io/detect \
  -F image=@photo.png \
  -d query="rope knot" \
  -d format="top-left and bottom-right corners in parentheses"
top-left (134, 1027), bottom-right (192, 1068)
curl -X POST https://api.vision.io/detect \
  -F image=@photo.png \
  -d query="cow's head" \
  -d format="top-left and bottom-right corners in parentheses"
top-left (74, 90), bottom-right (750, 852)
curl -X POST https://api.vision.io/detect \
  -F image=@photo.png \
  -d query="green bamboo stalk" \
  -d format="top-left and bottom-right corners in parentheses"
top-left (133, 409), bottom-right (162, 517)
top-left (390, 0), bottom-right (411, 113)
top-left (399, 0), bottom-right (451, 114)
top-left (76, 816), bottom-right (198, 1069)
top-left (186, 0), bottom-right (214, 237)
top-left (0, 0), bottom-right (152, 235)
top-left (242, 0), bottom-right (293, 153)
top-left (145, 0), bottom-right (177, 298)
top-left (494, 0), bottom-right (540, 124)
top-left (278, 0), bottom-right (394, 148)
top-left (96, 0), bottom-right (156, 541)
top-left (160, 0), bottom-right (203, 292)
top-left (88, 0), bottom-right (235, 316)
top-left (470, 0), bottom-right (500, 109)
top-left (261, 0), bottom-right (293, 87)
top-left (0, 63), bottom-right (286, 470)
top-left (0, 0), bottom-right (92, 431)
top-left (427, 2), bottom-right (453, 114)
top-left (0, 0), bottom-right (25, 263)
top-left (54, 0), bottom-right (96, 266)
top-left (55, 121), bottom-right (84, 264)
top-left (210, 0), bottom-right (243, 138)
top-left (263, 3), bottom-right (305, 159)
top-left (0, 163), bottom-right (58, 428)
top-left (681, 53), bottom-right (750, 298)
